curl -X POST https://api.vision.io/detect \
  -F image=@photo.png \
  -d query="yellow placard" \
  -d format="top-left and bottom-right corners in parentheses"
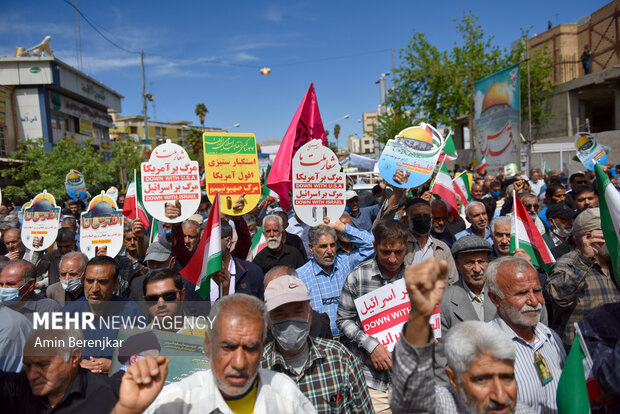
top-left (202, 132), bottom-right (261, 215)
top-left (79, 118), bottom-right (93, 137)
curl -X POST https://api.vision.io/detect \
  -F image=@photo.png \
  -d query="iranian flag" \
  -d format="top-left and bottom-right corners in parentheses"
top-left (437, 133), bottom-right (458, 164)
top-left (510, 192), bottom-right (555, 274)
top-left (251, 225), bottom-right (267, 259)
top-left (594, 163), bottom-right (620, 283)
top-left (180, 193), bottom-right (222, 299)
top-left (476, 155), bottom-right (487, 175)
top-left (123, 169), bottom-right (150, 229)
top-left (453, 172), bottom-right (471, 206)
top-left (432, 161), bottom-right (460, 219)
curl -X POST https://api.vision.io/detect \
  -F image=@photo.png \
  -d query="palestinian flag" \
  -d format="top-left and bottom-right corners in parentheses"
top-left (431, 161), bottom-right (460, 219)
top-left (251, 225), bottom-right (267, 259)
top-left (557, 330), bottom-right (591, 414)
top-left (476, 155), bottom-right (487, 175)
top-left (510, 192), bottom-right (555, 274)
top-left (594, 163), bottom-right (620, 283)
top-left (122, 169), bottom-right (150, 229)
top-left (453, 172), bottom-right (471, 206)
top-left (180, 193), bottom-right (222, 299)
top-left (437, 133), bottom-right (458, 164)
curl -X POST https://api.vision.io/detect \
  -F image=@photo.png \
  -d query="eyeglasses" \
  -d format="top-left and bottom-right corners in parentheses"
top-left (145, 290), bottom-right (180, 304)
top-left (524, 203), bottom-right (539, 210)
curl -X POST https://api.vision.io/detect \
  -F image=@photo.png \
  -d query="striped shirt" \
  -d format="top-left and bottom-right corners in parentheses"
top-left (262, 337), bottom-right (373, 414)
top-left (489, 317), bottom-right (566, 414)
top-left (297, 224), bottom-right (375, 334)
top-left (336, 258), bottom-right (407, 392)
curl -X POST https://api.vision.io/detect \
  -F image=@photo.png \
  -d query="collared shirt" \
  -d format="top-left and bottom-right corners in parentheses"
top-left (143, 368), bottom-right (316, 414)
top-left (463, 283), bottom-right (485, 321)
top-left (209, 257), bottom-right (236, 301)
top-left (349, 204), bottom-right (381, 233)
top-left (489, 317), bottom-right (566, 413)
top-left (297, 224), bottom-right (375, 334)
top-left (336, 258), bottom-right (407, 392)
top-left (0, 367), bottom-right (120, 413)
top-left (0, 304), bottom-right (32, 373)
top-left (261, 337), bottom-right (373, 413)
top-left (454, 226), bottom-right (493, 245)
top-left (253, 243), bottom-right (307, 275)
top-left (412, 236), bottom-right (434, 264)
top-left (545, 249), bottom-right (620, 349)
top-left (10, 293), bottom-right (61, 323)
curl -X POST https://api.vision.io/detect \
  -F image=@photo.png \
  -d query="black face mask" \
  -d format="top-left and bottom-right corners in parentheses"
top-left (411, 214), bottom-right (432, 235)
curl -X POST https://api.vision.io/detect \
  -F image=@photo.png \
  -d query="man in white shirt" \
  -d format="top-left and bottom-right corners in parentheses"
top-left (111, 293), bottom-right (315, 414)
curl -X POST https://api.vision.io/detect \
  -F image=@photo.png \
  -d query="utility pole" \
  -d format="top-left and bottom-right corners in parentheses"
top-left (376, 72), bottom-right (390, 115)
top-left (141, 51), bottom-right (148, 144)
top-left (526, 38), bottom-right (533, 173)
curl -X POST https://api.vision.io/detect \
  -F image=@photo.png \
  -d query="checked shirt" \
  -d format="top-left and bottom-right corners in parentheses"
top-left (262, 337), bottom-right (373, 414)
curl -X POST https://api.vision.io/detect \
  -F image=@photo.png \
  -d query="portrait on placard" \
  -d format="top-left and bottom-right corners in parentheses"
top-left (21, 191), bottom-right (60, 251)
top-left (292, 139), bottom-right (345, 226)
top-left (80, 192), bottom-right (124, 259)
top-left (203, 132), bottom-right (261, 215)
top-left (378, 123), bottom-right (444, 189)
top-left (575, 132), bottom-right (608, 171)
top-left (141, 140), bottom-right (201, 223)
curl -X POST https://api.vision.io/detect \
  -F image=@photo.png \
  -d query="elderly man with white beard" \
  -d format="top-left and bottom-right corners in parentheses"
top-left (253, 214), bottom-right (306, 275)
top-left (487, 256), bottom-right (566, 414)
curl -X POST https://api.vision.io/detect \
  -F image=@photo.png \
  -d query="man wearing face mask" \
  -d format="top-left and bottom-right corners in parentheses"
top-left (543, 204), bottom-right (577, 252)
top-left (46, 251), bottom-right (87, 306)
top-left (261, 274), bottom-right (373, 413)
top-left (0, 259), bottom-right (61, 322)
top-left (404, 198), bottom-right (458, 285)
top-left (546, 208), bottom-right (620, 350)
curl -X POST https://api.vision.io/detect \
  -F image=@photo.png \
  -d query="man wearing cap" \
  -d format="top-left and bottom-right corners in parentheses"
top-left (433, 235), bottom-right (496, 385)
top-left (111, 331), bottom-right (161, 379)
top-left (129, 241), bottom-right (176, 307)
top-left (543, 203), bottom-right (577, 252)
top-left (345, 190), bottom-right (381, 233)
top-left (546, 208), bottom-right (620, 350)
top-left (261, 274), bottom-right (373, 413)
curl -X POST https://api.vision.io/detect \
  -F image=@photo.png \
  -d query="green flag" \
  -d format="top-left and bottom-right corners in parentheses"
top-left (557, 337), bottom-right (590, 414)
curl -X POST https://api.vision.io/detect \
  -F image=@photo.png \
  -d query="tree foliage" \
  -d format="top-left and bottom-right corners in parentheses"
top-left (391, 10), bottom-right (554, 133)
top-left (373, 110), bottom-right (419, 145)
top-left (195, 103), bottom-right (208, 129)
top-left (1, 137), bottom-right (145, 202)
top-left (333, 124), bottom-right (341, 140)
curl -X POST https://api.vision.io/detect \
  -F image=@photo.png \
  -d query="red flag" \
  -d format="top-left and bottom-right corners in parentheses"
top-left (267, 83), bottom-right (326, 210)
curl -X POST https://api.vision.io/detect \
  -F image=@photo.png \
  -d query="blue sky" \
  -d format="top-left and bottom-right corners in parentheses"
top-left (1, 1), bottom-right (606, 148)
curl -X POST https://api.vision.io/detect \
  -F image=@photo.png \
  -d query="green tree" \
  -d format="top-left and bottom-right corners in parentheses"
top-left (333, 124), bottom-right (341, 140)
top-left (195, 103), bottom-right (208, 130)
top-left (373, 110), bottom-right (419, 144)
top-left (110, 135), bottom-right (145, 186)
top-left (1, 138), bottom-right (116, 201)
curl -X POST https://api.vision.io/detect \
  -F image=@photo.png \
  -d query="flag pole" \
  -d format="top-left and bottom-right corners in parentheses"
top-left (217, 191), bottom-right (224, 299)
top-left (134, 169), bottom-right (139, 218)
top-left (513, 190), bottom-right (519, 249)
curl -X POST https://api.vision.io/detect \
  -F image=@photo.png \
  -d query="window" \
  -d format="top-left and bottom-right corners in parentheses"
top-left (130, 126), bottom-right (138, 134)
top-left (0, 127), bottom-right (6, 157)
top-left (155, 127), bottom-right (161, 137)
top-left (178, 128), bottom-right (184, 138)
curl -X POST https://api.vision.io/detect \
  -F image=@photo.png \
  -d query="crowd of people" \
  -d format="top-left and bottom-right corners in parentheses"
top-left (0, 163), bottom-right (619, 413)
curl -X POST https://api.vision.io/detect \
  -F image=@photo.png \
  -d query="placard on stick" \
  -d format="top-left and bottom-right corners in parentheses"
top-left (141, 140), bottom-right (201, 223)
top-left (203, 132), bottom-right (261, 215)
top-left (292, 140), bottom-right (345, 226)
top-left (80, 192), bottom-right (124, 259)
top-left (21, 191), bottom-right (60, 251)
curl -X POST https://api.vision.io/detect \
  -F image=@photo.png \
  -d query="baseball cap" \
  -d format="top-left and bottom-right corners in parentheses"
top-left (345, 190), bottom-right (358, 201)
top-left (264, 275), bottom-right (311, 312)
top-left (145, 242), bottom-right (172, 262)
top-left (547, 203), bottom-right (578, 220)
top-left (573, 208), bottom-right (601, 237)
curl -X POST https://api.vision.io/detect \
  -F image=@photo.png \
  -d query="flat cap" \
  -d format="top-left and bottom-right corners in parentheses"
top-left (451, 235), bottom-right (492, 256)
top-left (573, 207), bottom-right (601, 237)
top-left (145, 242), bottom-right (172, 262)
top-left (547, 203), bottom-right (578, 220)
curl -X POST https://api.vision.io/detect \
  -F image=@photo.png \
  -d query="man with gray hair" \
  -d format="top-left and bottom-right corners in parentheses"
top-left (389, 258), bottom-right (535, 413)
top-left (0, 259), bottom-right (61, 321)
top-left (455, 201), bottom-right (493, 244)
top-left (111, 293), bottom-right (315, 413)
top-left (487, 256), bottom-right (565, 413)
top-left (297, 217), bottom-right (374, 335)
top-left (253, 214), bottom-right (306, 275)
top-left (46, 251), bottom-right (88, 306)
top-left (0, 326), bottom-right (120, 412)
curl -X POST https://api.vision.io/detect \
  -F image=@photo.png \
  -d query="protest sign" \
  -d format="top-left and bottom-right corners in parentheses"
top-left (576, 132), bottom-right (608, 171)
top-left (110, 328), bottom-right (210, 385)
top-left (378, 123), bottom-right (444, 189)
top-left (106, 186), bottom-right (119, 202)
top-left (292, 139), bottom-right (345, 226)
top-left (354, 278), bottom-right (440, 352)
top-left (504, 163), bottom-right (519, 177)
top-left (21, 191), bottom-right (60, 251)
top-left (65, 169), bottom-right (87, 200)
top-left (80, 192), bottom-right (124, 259)
top-left (141, 140), bottom-right (201, 223)
top-left (203, 132), bottom-right (261, 215)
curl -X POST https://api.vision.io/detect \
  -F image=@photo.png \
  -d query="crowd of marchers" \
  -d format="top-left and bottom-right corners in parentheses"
top-left (0, 164), bottom-right (619, 413)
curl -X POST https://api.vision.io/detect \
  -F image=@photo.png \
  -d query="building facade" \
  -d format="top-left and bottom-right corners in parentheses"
top-left (0, 56), bottom-right (123, 156)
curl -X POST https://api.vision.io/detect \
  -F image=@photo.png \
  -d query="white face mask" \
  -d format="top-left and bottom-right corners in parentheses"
top-left (551, 219), bottom-right (572, 238)
top-left (60, 277), bottom-right (82, 292)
